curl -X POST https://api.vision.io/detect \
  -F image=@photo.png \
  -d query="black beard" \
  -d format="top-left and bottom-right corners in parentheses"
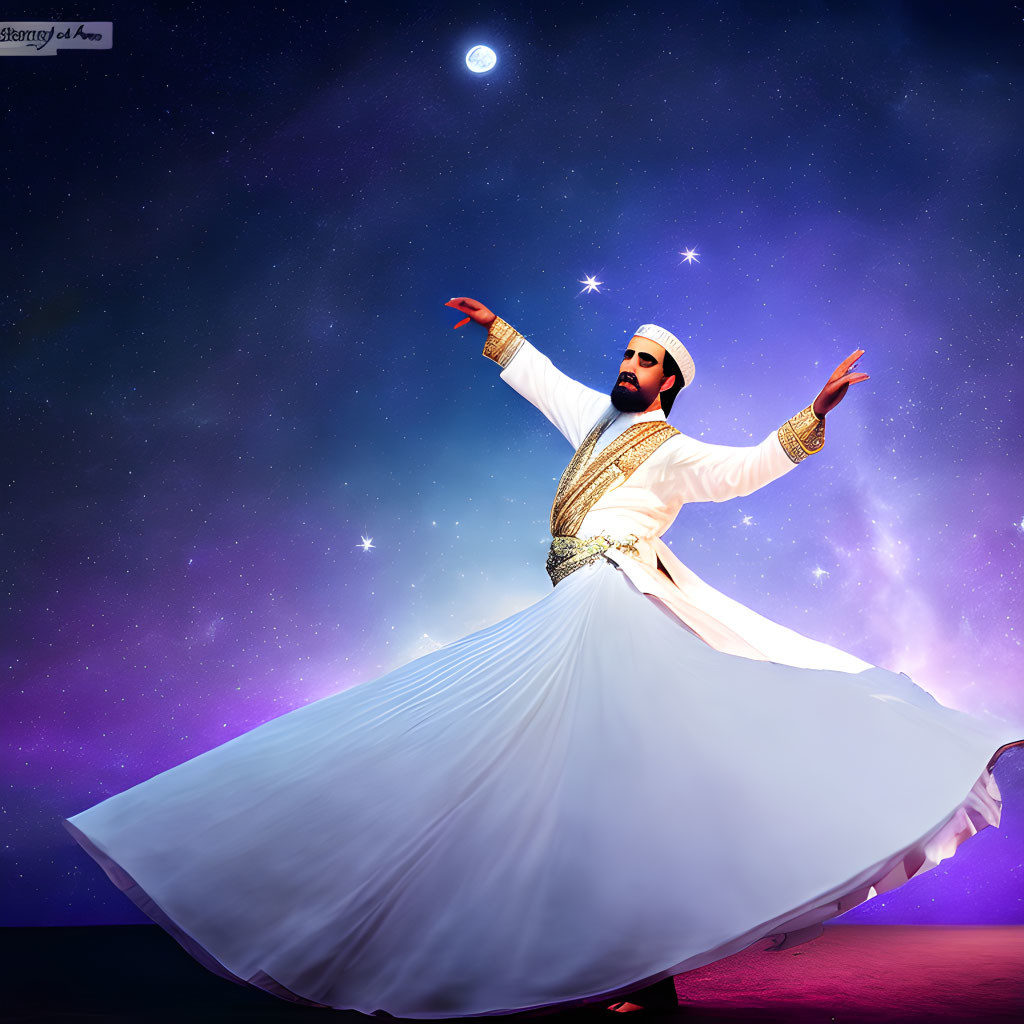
top-left (610, 383), bottom-right (649, 412)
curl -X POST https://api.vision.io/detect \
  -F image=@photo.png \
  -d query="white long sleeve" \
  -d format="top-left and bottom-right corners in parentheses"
top-left (484, 323), bottom-right (609, 448)
top-left (484, 316), bottom-right (814, 506)
top-left (660, 431), bottom-right (799, 504)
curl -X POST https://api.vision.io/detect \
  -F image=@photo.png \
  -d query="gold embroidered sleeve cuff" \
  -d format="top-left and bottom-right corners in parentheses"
top-left (778, 404), bottom-right (826, 464)
top-left (482, 316), bottom-right (525, 368)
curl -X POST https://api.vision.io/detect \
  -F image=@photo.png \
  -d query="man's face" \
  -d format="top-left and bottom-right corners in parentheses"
top-left (610, 337), bottom-right (675, 412)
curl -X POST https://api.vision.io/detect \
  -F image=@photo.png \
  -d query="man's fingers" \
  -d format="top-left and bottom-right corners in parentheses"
top-left (837, 348), bottom-right (865, 368)
top-left (829, 361), bottom-right (861, 385)
top-left (823, 372), bottom-right (870, 398)
top-left (832, 349), bottom-right (866, 379)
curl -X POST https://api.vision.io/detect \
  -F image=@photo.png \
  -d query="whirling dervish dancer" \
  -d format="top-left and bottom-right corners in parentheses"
top-left (63, 295), bottom-right (1022, 1018)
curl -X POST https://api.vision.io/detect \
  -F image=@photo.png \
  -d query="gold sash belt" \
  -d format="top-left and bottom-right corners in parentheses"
top-left (545, 410), bottom-right (679, 586)
top-left (545, 534), bottom-right (640, 586)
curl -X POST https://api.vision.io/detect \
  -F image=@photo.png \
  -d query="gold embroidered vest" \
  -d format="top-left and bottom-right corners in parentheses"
top-left (545, 410), bottom-right (679, 584)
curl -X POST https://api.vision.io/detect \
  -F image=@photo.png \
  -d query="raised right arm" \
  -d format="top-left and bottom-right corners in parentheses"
top-left (482, 316), bottom-right (610, 449)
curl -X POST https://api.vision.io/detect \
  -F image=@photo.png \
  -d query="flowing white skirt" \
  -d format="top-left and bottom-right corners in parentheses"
top-left (63, 559), bottom-right (1021, 1018)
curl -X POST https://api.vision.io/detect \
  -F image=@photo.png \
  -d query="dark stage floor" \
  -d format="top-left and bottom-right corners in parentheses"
top-left (3, 924), bottom-right (1021, 1023)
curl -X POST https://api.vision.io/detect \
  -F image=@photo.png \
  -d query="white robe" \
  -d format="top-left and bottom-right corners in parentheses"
top-left (60, 336), bottom-right (1022, 1018)
top-left (499, 337), bottom-right (870, 671)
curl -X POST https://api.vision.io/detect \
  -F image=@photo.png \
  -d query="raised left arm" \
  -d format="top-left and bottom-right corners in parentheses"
top-left (668, 348), bottom-right (869, 503)
top-left (665, 416), bottom-right (812, 505)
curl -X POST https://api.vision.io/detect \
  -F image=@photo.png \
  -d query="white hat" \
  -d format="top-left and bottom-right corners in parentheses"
top-left (633, 324), bottom-right (695, 389)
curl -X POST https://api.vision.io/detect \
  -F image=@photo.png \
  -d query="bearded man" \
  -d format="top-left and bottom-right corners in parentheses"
top-left (61, 298), bottom-right (1019, 1019)
top-left (445, 296), bottom-right (874, 1012)
top-left (446, 295), bottom-right (871, 671)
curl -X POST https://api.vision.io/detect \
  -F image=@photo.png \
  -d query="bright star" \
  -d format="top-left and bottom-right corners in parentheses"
top-left (358, 536), bottom-right (375, 552)
top-left (579, 275), bottom-right (603, 293)
top-left (811, 566), bottom-right (830, 584)
top-left (1015, 516), bottom-right (1024, 535)
top-left (679, 248), bottom-right (700, 265)
top-left (741, 514), bottom-right (755, 527)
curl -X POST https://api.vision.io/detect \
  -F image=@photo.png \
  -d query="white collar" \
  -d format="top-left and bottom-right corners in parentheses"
top-left (621, 407), bottom-right (667, 425)
top-left (607, 406), bottom-right (668, 432)
top-left (591, 405), bottom-right (668, 456)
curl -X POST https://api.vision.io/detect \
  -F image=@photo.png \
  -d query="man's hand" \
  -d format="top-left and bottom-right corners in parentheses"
top-left (813, 349), bottom-right (869, 418)
top-left (445, 297), bottom-right (496, 329)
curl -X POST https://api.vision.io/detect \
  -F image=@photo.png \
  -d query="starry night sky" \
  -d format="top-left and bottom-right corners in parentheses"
top-left (4, 2), bottom-right (1023, 927)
